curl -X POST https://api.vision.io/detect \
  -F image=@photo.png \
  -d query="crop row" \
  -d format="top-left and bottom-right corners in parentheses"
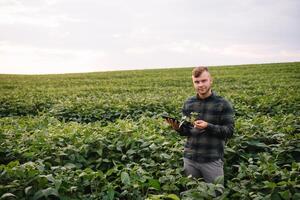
top-left (1, 114), bottom-right (299, 199)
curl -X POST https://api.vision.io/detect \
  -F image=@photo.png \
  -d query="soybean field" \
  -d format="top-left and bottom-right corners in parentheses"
top-left (0, 62), bottom-right (299, 199)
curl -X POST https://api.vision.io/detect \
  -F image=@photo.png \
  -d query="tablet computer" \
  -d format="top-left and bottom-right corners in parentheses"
top-left (161, 114), bottom-right (180, 124)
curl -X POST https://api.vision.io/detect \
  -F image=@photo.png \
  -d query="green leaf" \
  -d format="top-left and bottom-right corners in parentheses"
top-left (270, 192), bottom-right (281, 200)
top-left (263, 181), bottom-right (277, 189)
top-left (213, 176), bottom-right (224, 185)
top-left (64, 163), bottom-right (76, 169)
top-left (106, 186), bottom-right (115, 200)
top-left (45, 174), bottom-right (55, 183)
top-left (145, 194), bottom-right (180, 200)
top-left (148, 179), bottom-right (161, 190)
top-left (145, 194), bottom-right (161, 200)
top-left (246, 140), bottom-right (270, 149)
top-left (121, 171), bottom-right (131, 185)
top-left (0, 193), bottom-right (17, 199)
top-left (54, 179), bottom-right (62, 190)
top-left (126, 149), bottom-right (135, 155)
top-left (160, 153), bottom-right (171, 159)
top-left (32, 190), bottom-right (45, 200)
top-left (166, 194), bottom-right (180, 200)
top-left (293, 193), bottom-right (300, 200)
top-left (33, 188), bottom-right (59, 200)
top-left (279, 190), bottom-right (291, 200)
top-left (25, 186), bottom-right (32, 195)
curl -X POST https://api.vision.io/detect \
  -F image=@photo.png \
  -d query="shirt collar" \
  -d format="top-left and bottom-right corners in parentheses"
top-left (196, 90), bottom-right (216, 101)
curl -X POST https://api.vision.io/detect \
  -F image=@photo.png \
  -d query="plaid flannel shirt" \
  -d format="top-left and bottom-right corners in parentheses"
top-left (177, 91), bottom-right (234, 163)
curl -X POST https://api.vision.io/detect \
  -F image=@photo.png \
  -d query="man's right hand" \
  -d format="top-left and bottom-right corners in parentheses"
top-left (165, 118), bottom-right (180, 130)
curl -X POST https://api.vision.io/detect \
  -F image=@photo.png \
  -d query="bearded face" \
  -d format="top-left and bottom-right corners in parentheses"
top-left (192, 71), bottom-right (213, 98)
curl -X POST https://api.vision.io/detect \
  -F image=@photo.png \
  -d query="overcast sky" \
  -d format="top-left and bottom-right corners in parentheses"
top-left (0, 0), bottom-right (299, 74)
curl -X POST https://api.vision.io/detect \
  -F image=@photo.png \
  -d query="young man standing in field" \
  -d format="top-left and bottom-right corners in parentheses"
top-left (166, 66), bottom-right (234, 184)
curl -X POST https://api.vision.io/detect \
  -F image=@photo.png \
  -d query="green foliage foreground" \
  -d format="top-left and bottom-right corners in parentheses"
top-left (0, 62), bottom-right (299, 199)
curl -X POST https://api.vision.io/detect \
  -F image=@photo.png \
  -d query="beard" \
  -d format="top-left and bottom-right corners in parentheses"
top-left (197, 86), bottom-right (211, 96)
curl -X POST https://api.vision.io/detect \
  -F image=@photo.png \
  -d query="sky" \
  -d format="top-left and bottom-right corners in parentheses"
top-left (0, 0), bottom-right (299, 74)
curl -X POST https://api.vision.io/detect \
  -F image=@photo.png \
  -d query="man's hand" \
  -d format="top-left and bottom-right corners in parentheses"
top-left (193, 120), bottom-right (208, 129)
top-left (165, 118), bottom-right (180, 130)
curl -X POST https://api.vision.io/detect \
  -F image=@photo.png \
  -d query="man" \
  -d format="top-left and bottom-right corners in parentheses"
top-left (166, 66), bottom-right (234, 184)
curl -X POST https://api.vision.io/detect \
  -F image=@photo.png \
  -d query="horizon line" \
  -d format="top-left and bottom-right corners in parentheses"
top-left (0, 61), bottom-right (299, 76)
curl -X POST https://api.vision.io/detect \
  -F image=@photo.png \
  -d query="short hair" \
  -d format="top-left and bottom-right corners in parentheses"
top-left (192, 66), bottom-right (209, 77)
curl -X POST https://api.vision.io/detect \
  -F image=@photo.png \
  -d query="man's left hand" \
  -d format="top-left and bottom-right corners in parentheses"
top-left (193, 120), bottom-right (208, 129)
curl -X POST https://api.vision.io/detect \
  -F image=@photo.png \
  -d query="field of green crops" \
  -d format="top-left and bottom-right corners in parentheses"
top-left (1, 62), bottom-right (300, 200)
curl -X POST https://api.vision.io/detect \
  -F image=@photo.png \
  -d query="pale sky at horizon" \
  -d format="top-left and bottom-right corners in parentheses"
top-left (0, 0), bottom-right (299, 74)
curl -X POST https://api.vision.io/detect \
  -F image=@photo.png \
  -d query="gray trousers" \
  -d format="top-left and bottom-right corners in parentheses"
top-left (184, 158), bottom-right (224, 184)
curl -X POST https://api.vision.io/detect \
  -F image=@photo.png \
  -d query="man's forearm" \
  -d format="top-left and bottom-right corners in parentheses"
top-left (206, 123), bottom-right (234, 139)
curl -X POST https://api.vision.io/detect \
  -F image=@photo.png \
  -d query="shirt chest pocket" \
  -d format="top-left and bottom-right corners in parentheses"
top-left (190, 103), bottom-right (204, 118)
top-left (205, 103), bottom-right (223, 124)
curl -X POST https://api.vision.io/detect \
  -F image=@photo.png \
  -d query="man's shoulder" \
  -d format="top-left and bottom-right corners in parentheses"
top-left (213, 94), bottom-right (233, 110)
top-left (213, 93), bottom-right (227, 102)
top-left (211, 92), bottom-right (226, 101)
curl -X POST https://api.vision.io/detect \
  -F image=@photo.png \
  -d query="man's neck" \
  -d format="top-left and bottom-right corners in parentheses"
top-left (197, 90), bottom-right (212, 99)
